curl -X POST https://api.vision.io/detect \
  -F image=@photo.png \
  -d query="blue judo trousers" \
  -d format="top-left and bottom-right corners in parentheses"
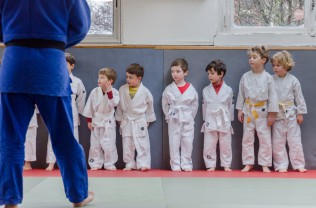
top-left (0, 0), bottom-right (91, 205)
top-left (0, 94), bottom-right (88, 205)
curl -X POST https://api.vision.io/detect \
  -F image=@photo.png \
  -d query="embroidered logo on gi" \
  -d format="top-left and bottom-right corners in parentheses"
top-left (262, 108), bottom-right (265, 112)
top-left (207, 155), bottom-right (211, 159)
top-left (206, 122), bottom-right (209, 127)
top-left (89, 159), bottom-right (94, 163)
top-left (109, 120), bottom-right (111, 123)
top-left (141, 127), bottom-right (145, 130)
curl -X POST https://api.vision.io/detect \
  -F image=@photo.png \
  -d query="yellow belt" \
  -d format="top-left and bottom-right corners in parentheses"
top-left (245, 99), bottom-right (267, 123)
top-left (245, 99), bottom-right (266, 108)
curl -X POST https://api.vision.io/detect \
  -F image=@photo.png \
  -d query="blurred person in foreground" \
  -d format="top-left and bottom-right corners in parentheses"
top-left (0, 0), bottom-right (94, 207)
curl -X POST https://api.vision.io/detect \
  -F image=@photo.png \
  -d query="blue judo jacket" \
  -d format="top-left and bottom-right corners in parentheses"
top-left (0, 0), bottom-right (91, 96)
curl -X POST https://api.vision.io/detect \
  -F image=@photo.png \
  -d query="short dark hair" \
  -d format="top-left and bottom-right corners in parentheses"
top-left (205, 59), bottom-right (227, 77)
top-left (99, 68), bottom-right (117, 84)
top-left (126, 63), bottom-right (144, 78)
top-left (170, 58), bottom-right (189, 73)
top-left (65, 53), bottom-right (75, 65)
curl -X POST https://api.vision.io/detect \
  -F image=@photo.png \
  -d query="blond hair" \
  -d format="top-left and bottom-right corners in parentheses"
top-left (99, 67), bottom-right (117, 84)
top-left (270, 50), bottom-right (295, 71)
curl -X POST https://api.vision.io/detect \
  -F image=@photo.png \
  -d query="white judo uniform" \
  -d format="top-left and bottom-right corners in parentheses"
top-left (236, 70), bottom-right (278, 167)
top-left (83, 87), bottom-right (119, 169)
top-left (272, 73), bottom-right (307, 171)
top-left (24, 110), bottom-right (38, 162)
top-left (116, 83), bottom-right (156, 169)
top-left (46, 74), bottom-right (86, 163)
top-left (162, 82), bottom-right (198, 171)
top-left (201, 82), bottom-right (234, 169)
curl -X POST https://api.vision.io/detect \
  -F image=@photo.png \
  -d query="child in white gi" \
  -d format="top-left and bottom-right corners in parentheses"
top-left (270, 50), bottom-right (307, 173)
top-left (201, 60), bottom-right (234, 172)
top-left (162, 58), bottom-right (198, 172)
top-left (236, 46), bottom-right (278, 173)
top-left (23, 109), bottom-right (38, 170)
top-left (46, 53), bottom-right (86, 171)
top-left (116, 63), bottom-right (156, 171)
top-left (83, 68), bottom-right (119, 171)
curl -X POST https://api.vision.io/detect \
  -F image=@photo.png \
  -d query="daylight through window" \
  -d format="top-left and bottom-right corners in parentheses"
top-left (87, 0), bottom-right (114, 35)
top-left (234, 0), bottom-right (305, 27)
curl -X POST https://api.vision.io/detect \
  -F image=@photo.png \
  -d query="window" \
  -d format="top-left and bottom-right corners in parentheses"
top-left (234, 0), bottom-right (304, 27)
top-left (221, 0), bottom-right (315, 35)
top-left (84, 0), bottom-right (120, 43)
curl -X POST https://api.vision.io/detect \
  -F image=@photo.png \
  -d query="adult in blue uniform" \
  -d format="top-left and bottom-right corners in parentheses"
top-left (0, 0), bottom-right (94, 207)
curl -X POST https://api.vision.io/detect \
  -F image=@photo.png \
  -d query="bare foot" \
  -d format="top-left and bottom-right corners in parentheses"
top-left (278, 169), bottom-right (288, 173)
top-left (183, 168), bottom-right (192, 172)
top-left (90, 167), bottom-right (101, 171)
top-left (123, 167), bottom-right (132, 171)
top-left (73, 191), bottom-right (95, 207)
top-left (172, 169), bottom-right (182, 172)
top-left (106, 167), bottom-right (117, 171)
top-left (23, 161), bottom-right (32, 171)
top-left (241, 165), bottom-right (253, 172)
top-left (207, 167), bottom-right (215, 172)
top-left (45, 162), bottom-right (55, 171)
top-left (140, 167), bottom-right (150, 172)
top-left (297, 168), bottom-right (307, 173)
top-left (224, 167), bottom-right (232, 172)
top-left (262, 166), bottom-right (271, 173)
top-left (4, 205), bottom-right (18, 208)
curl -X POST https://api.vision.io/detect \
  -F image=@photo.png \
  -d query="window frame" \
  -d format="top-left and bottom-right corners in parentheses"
top-left (82, 0), bottom-right (121, 44)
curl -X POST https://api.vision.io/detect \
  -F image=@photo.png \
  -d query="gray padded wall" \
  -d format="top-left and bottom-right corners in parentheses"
top-left (162, 50), bottom-right (246, 170)
top-left (1, 47), bottom-right (315, 170)
top-left (163, 49), bottom-right (316, 170)
top-left (68, 48), bottom-right (164, 169)
top-left (30, 48), bottom-right (164, 169)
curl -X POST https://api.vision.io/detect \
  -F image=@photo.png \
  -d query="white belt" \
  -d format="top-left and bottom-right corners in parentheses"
top-left (169, 106), bottom-right (187, 122)
top-left (279, 102), bottom-right (295, 119)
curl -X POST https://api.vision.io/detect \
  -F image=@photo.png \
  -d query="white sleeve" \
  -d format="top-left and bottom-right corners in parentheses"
top-left (145, 91), bottom-right (156, 123)
top-left (107, 89), bottom-right (120, 109)
top-left (236, 76), bottom-right (245, 110)
top-left (82, 93), bottom-right (93, 119)
top-left (75, 79), bottom-right (86, 115)
top-left (293, 78), bottom-right (307, 114)
top-left (161, 89), bottom-right (170, 119)
top-left (191, 91), bottom-right (199, 119)
top-left (267, 77), bottom-right (279, 113)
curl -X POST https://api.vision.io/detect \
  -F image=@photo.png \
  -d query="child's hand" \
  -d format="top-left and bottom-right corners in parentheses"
top-left (88, 122), bottom-right (94, 130)
top-left (238, 110), bottom-right (244, 123)
top-left (297, 114), bottom-right (304, 124)
top-left (267, 112), bottom-right (276, 126)
top-left (105, 80), bottom-right (112, 92)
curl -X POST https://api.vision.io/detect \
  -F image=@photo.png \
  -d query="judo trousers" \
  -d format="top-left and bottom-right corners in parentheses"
top-left (0, 93), bottom-right (88, 205)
